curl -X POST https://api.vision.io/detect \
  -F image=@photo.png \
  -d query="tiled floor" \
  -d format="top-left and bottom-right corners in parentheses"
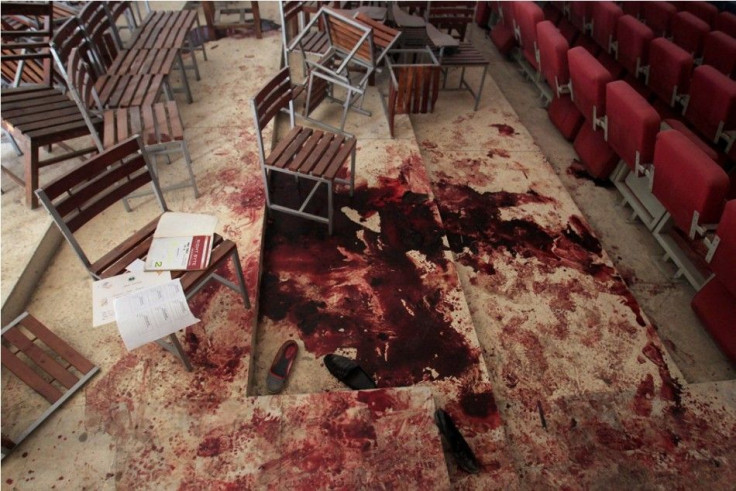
top-left (1, 5), bottom-right (735, 489)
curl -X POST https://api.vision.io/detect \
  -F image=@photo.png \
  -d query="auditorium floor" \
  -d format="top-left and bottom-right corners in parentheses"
top-left (1, 6), bottom-right (734, 489)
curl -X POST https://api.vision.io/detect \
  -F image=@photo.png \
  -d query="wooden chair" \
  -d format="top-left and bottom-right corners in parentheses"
top-left (1, 2), bottom-right (103, 209)
top-left (35, 136), bottom-right (251, 370)
top-left (280, 0), bottom-right (330, 72)
top-left (57, 42), bottom-right (199, 206)
top-left (296, 7), bottom-right (401, 135)
top-left (1, 312), bottom-right (99, 459)
top-left (252, 67), bottom-right (356, 235)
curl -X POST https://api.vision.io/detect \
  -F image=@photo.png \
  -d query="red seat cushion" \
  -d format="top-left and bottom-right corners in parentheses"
top-left (568, 46), bottom-right (613, 121)
top-left (606, 80), bottom-right (660, 170)
top-left (662, 118), bottom-right (721, 164)
top-left (615, 15), bottom-right (653, 76)
top-left (652, 130), bottom-right (730, 233)
top-left (647, 38), bottom-right (693, 107)
top-left (692, 277), bottom-right (736, 363)
top-left (569, 1), bottom-right (593, 32)
top-left (548, 95), bottom-right (584, 141)
top-left (491, 25), bottom-right (515, 55)
top-left (682, 65), bottom-right (736, 143)
top-left (573, 123), bottom-right (618, 178)
top-left (682, 1), bottom-right (718, 28)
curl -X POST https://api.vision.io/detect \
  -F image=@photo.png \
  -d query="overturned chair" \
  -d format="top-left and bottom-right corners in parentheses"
top-left (252, 67), bottom-right (356, 235)
top-left (291, 7), bottom-right (401, 136)
top-left (34, 136), bottom-right (251, 370)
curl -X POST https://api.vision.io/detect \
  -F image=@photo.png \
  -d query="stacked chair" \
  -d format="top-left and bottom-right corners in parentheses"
top-left (488, 0), bottom-right (736, 361)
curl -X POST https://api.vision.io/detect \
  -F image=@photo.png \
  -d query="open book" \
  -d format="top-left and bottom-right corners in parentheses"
top-left (145, 212), bottom-right (218, 271)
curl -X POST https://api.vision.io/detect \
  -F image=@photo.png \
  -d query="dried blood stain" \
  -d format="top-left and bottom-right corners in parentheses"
top-left (491, 123), bottom-right (516, 136)
top-left (260, 163), bottom-right (480, 387)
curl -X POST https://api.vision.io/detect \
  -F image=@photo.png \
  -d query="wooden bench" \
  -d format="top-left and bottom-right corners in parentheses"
top-left (1, 312), bottom-right (99, 459)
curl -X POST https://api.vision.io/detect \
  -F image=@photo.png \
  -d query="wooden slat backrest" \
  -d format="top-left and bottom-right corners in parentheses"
top-left (427, 1), bottom-right (476, 39)
top-left (282, 1), bottom-right (304, 23)
top-left (354, 12), bottom-right (401, 64)
top-left (51, 16), bottom-right (88, 70)
top-left (2, 312), bottom-right (96, 405)
top-left (0, 2), bottom-right (54, 86)
top-left (78, 1), bottom-right (117, 69)
top-left (324, 10), bottom-right (372, 64)
top-left (66, 47), bottom-right (99, 111)
top-left (38, 137), bottom-right (156, 233)
top-left (253, 67), bottom-right (295, 130)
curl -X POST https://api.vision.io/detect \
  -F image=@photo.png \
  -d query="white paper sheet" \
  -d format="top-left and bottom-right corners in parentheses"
top-left (113, 279), bottom-right (199, 351)
top-left (92, 271), bottom-right (172, 327)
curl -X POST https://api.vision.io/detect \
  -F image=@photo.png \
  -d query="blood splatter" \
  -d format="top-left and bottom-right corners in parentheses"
top-left (259, 162), bottom-right (482, 388)
top-left (490, 124), bottom-right (516, 136)
top-left (566, 161), bottom-right (614, 188)
top-left (633, 373), bottom-right (655, 416)
top-left (642, 342), bottom-right (684, 413)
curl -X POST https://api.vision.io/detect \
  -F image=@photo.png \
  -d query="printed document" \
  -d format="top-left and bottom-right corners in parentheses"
top-left (145, 212), bottom-right (217, 271)
top-left (92, 271), bottom-right (171, 327)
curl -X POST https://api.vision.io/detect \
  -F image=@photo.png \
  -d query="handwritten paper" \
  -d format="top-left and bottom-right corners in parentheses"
top-left (113, 279), bottom-right (199, 351)
top-left (92, 271), bottom-right (171, 327)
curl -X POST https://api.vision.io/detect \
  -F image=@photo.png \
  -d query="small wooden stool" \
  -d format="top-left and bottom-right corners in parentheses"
top-left (103, 101), bottom-right (199, 209)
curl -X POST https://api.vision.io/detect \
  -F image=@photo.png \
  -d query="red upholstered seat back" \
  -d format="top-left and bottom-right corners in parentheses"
top-left (684, 65), bottom-right (736, 143)
top-left (710, 200), bottom-right (736, 297)
top-left (715, 11), bottom-right (736, 37)
top-left (568, 46), bottom-right (612, 121)
top-left (615, 15), bottom-right (653, 75)
top-left (591, 2), bottom-right (622, 53)
top-left (702, 31), bottom-right (736, 78)
top-left (513, 1), bottom-right (544, 70)
top-left (569, 1), bottom-right (593, 32)
top-left (606, 80), bottom-right (660, 170)
top-left (642, 1), bottom-right (677, 37)
top-left (682, 1), bottom-right (718, 28)
top-left (671, 11), bottom-right (709, 57)
top-left (537, 20), bottom-right (569, 92)
top-left (652, 130), bottom-right (730, 233)
top-left (647, 38), bottom-right (693, 107)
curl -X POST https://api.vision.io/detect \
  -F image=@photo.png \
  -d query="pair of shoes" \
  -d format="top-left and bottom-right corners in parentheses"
top-left (434, 409), bottom-right (480, 474)
top-left (324, 354), bottom-right (377, 390)
top-left (266, 340), bottom-right (299, 394)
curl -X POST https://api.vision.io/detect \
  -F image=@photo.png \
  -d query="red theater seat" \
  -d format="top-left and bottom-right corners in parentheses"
top-left (621, 1), bottom-right (642, 20)
top-left (537, 20), bottom-right (584, 141)
top-left (607, 80), bottom-right (663, 229)
top-left (702, 31), bottom-right (736, 78)
top-left (513, 1), bottom-right (544, 71)
top-left (671, 11), bottom-right (709, 57)
top-left (591, 1), bottom-right (622, 54)
top-left (715, 11), bottom-right (736, 38)
top-left (652, 130), bottom-right (730, 288)
top-left (615, 15), bottom-right (653, 78)
top-left (646, 38), bottom-right (693, 108)
top-left (491, 1), bottom-right (516, 55)
top-left (642, 1), bottom-right (677, 37)
top-left (682, 1), bottom-right (718, 28)
top-left (569, 1), bottom-right (593, 33)
top-left (664, 65), bottom-right (736, 165)
top-left (542, 2), bottom-right (562, 25)
top-left (692, 200), bottom-right (736, 363)
top-left (568, 46), bottom-right (618, 178)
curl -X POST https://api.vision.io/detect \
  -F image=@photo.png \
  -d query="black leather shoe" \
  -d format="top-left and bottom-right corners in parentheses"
top-left (324, 354), bottom-right (377, 390)
top-left (435, 409), bottom-right (480, 474)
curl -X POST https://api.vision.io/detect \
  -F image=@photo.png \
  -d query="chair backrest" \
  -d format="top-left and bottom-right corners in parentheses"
top-left (652, 130), bottom-right (730, 235)
top-left (51, 16), bottom-right (91, 73)
top-left (0, 1), bottom-right (54, 87)
top-left (568, 1), bottom-right (592, 32)
top-left (65, 47), bottom-right (104, 112)
top-left (646, 37), bottom-right (693, 108)
top-left (615, 14), bottom-right (652, 76)
top-left (642, 1), bottom-right (676, 38)
top-left (537, 20), bottom-right (569, 95)
top-left (709, 200), bottom-right (736, 296)
top-left (426, 1), bottom-right (476, 41)
top-left (683, 1), bottom-right (718, 28)
top-left (353, 12), bottom-right (401, 66)
top-left (715, 11), bottom-right (736, 38)
top-left (683, 65), bottom-right (736, 144)
top-left (591, 1), bottom-right (622, 53)
top-left (251, 67), bottom-right (297, 164)
top-left (322, 8), bottom-right (374, 67)
top-left (35, 136), bottom-right (165, 274)
top-left (702, 31), bottom-right (736, 79)
top-left (605, 80), bottom-right (660, 170)
top-left (568, 46), bottom-right (612, 122)
top-left (78, 1), bottom-right (120, 71)
top-left (513, 2), bottom-right (544, 69)
top-left (671, 11), bottom-right (709, 57)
